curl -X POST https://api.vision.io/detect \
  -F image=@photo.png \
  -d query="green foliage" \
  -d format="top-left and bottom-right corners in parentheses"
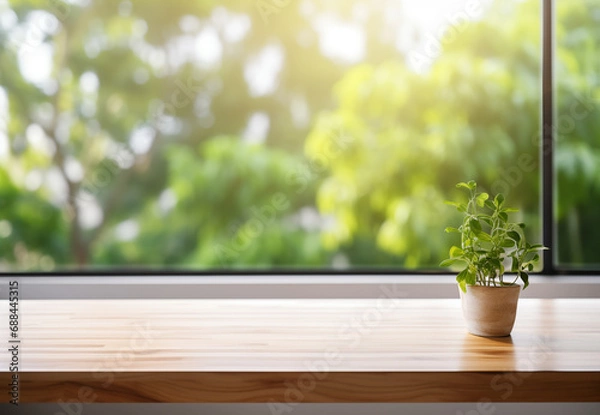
top-left (441, 181), bottom-right (547, 292)
top-left (0, 168), bottom-right (68, 270)
top-left (0, 0), bottom-right (599, 271)
top-left (91, 138), bottom-right (329, 268)
top-left (304, 9), bottom-right (540, 267)
top-left (1, 0), bottom-right (350, 269)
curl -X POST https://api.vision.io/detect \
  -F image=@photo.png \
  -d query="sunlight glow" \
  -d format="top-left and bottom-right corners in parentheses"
top-left (114, 219), bottom-right (140, 242)
top-left (244, 44), bottom-right (284, 97)
top-left (26, 124), bottom-right (55, 158)
top-left (243, 112), bottom-right (270, 144)
top-left (129, 126), bottom-right (156, 155)
top-left (314, 15), bottom-right (365, 64)
top-left (194, 27), bottom-right (223, 68)
top-left (18, 42), bottom-right (53, 84)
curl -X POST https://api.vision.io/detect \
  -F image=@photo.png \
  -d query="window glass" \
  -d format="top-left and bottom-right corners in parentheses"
top-left (555, 0), bottom-right (600, 270)
top-left (0, 0), bottom-right (541, 272)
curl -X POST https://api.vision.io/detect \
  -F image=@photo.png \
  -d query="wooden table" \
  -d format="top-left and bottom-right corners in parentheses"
top-left (1, 298), bottom-right (599, 403)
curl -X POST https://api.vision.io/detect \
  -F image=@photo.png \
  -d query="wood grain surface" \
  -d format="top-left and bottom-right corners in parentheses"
top-left (1, 298), bottom-right (599, 402)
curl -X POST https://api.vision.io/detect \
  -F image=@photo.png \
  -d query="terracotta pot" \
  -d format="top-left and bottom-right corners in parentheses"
top-left (458, 284), bottom-right (521, 337)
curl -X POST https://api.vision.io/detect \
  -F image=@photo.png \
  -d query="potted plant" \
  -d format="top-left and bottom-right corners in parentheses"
top-left (440, 180), bottom-right (547, 337)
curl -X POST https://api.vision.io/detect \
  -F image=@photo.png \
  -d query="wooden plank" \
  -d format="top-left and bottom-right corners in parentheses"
top-left (1, 371), bottom-right (598, 403)
top-left (1, 299), bottom-right (599, 402)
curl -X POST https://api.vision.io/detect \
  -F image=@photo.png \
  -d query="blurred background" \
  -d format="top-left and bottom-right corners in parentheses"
top-left (0, 0), bottom-right (598, 272)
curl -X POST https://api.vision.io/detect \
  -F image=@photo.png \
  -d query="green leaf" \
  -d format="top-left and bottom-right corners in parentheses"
top-left (445, 201), bottom-right (467, 212)
top-left (476, 192), bottom-right (489, 207)
top-left (458, 278), bottom-right (467, 293)
top-left (490, 258), bottom-right (502, 270)
top-left (445, 227), bottom-right (460, 233)
top-left (494, 193), bottom-right (505, 207)
top-left (519, 271), bottom-right (529, 290)
top-left (476, 232), bottom-right (492, 242)
top-left (465, 269), bottom-right (477, 286)
top-left (456, 182), bottom-right (472, 190)
top-left (499, 212), bottom-right (508, 222)
top-left (501, 239), bottom-right (515, 247)
top-left (507, 231), bottom-right (521, 243)
top-left (479, 216), bottom-right (493, 226)
top-left (440, 258), bottom-right (462, 267)
top-left (456, 181), bottom-right (477, 190)
top-left (511, 257), bottom-right (519, 272)
top-left (484, 200), bottom-right (495, 210)
top-left (449, 246), bottom-right (464, 258)
top-left (469, 219), bottom-right (482, 233)
top-left (456, 268), bottom-right (469, 292)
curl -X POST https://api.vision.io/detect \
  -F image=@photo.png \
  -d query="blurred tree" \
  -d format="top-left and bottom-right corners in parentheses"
top-left (0, 0), bottom-right (598, 271)
top-left (306, 0), bottom-right (600, 269)
top-left (0, 0), bottom-right (380, 269)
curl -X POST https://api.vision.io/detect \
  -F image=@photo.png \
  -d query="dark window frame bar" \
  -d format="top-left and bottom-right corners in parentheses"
top-left (542, 0), bottom-right (555, 274)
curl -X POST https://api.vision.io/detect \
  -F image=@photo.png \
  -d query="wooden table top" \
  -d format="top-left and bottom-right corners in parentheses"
top-left (1, 298), bottom-right (599, 403)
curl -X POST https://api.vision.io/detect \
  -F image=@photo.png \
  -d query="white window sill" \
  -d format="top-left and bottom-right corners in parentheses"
top-left (1, 274), bottom-right (599, 299)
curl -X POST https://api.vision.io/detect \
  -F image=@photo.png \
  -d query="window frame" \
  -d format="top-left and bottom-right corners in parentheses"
top-left (2, 0), bottom-right (598, 277)
top-left (542, 0), bottom-right (554, 274)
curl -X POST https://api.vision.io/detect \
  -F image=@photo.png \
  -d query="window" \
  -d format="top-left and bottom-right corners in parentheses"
top-left (0, 0), bottom-right (595, 274)
top-left (554, 0), bottom-right (600, 271)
